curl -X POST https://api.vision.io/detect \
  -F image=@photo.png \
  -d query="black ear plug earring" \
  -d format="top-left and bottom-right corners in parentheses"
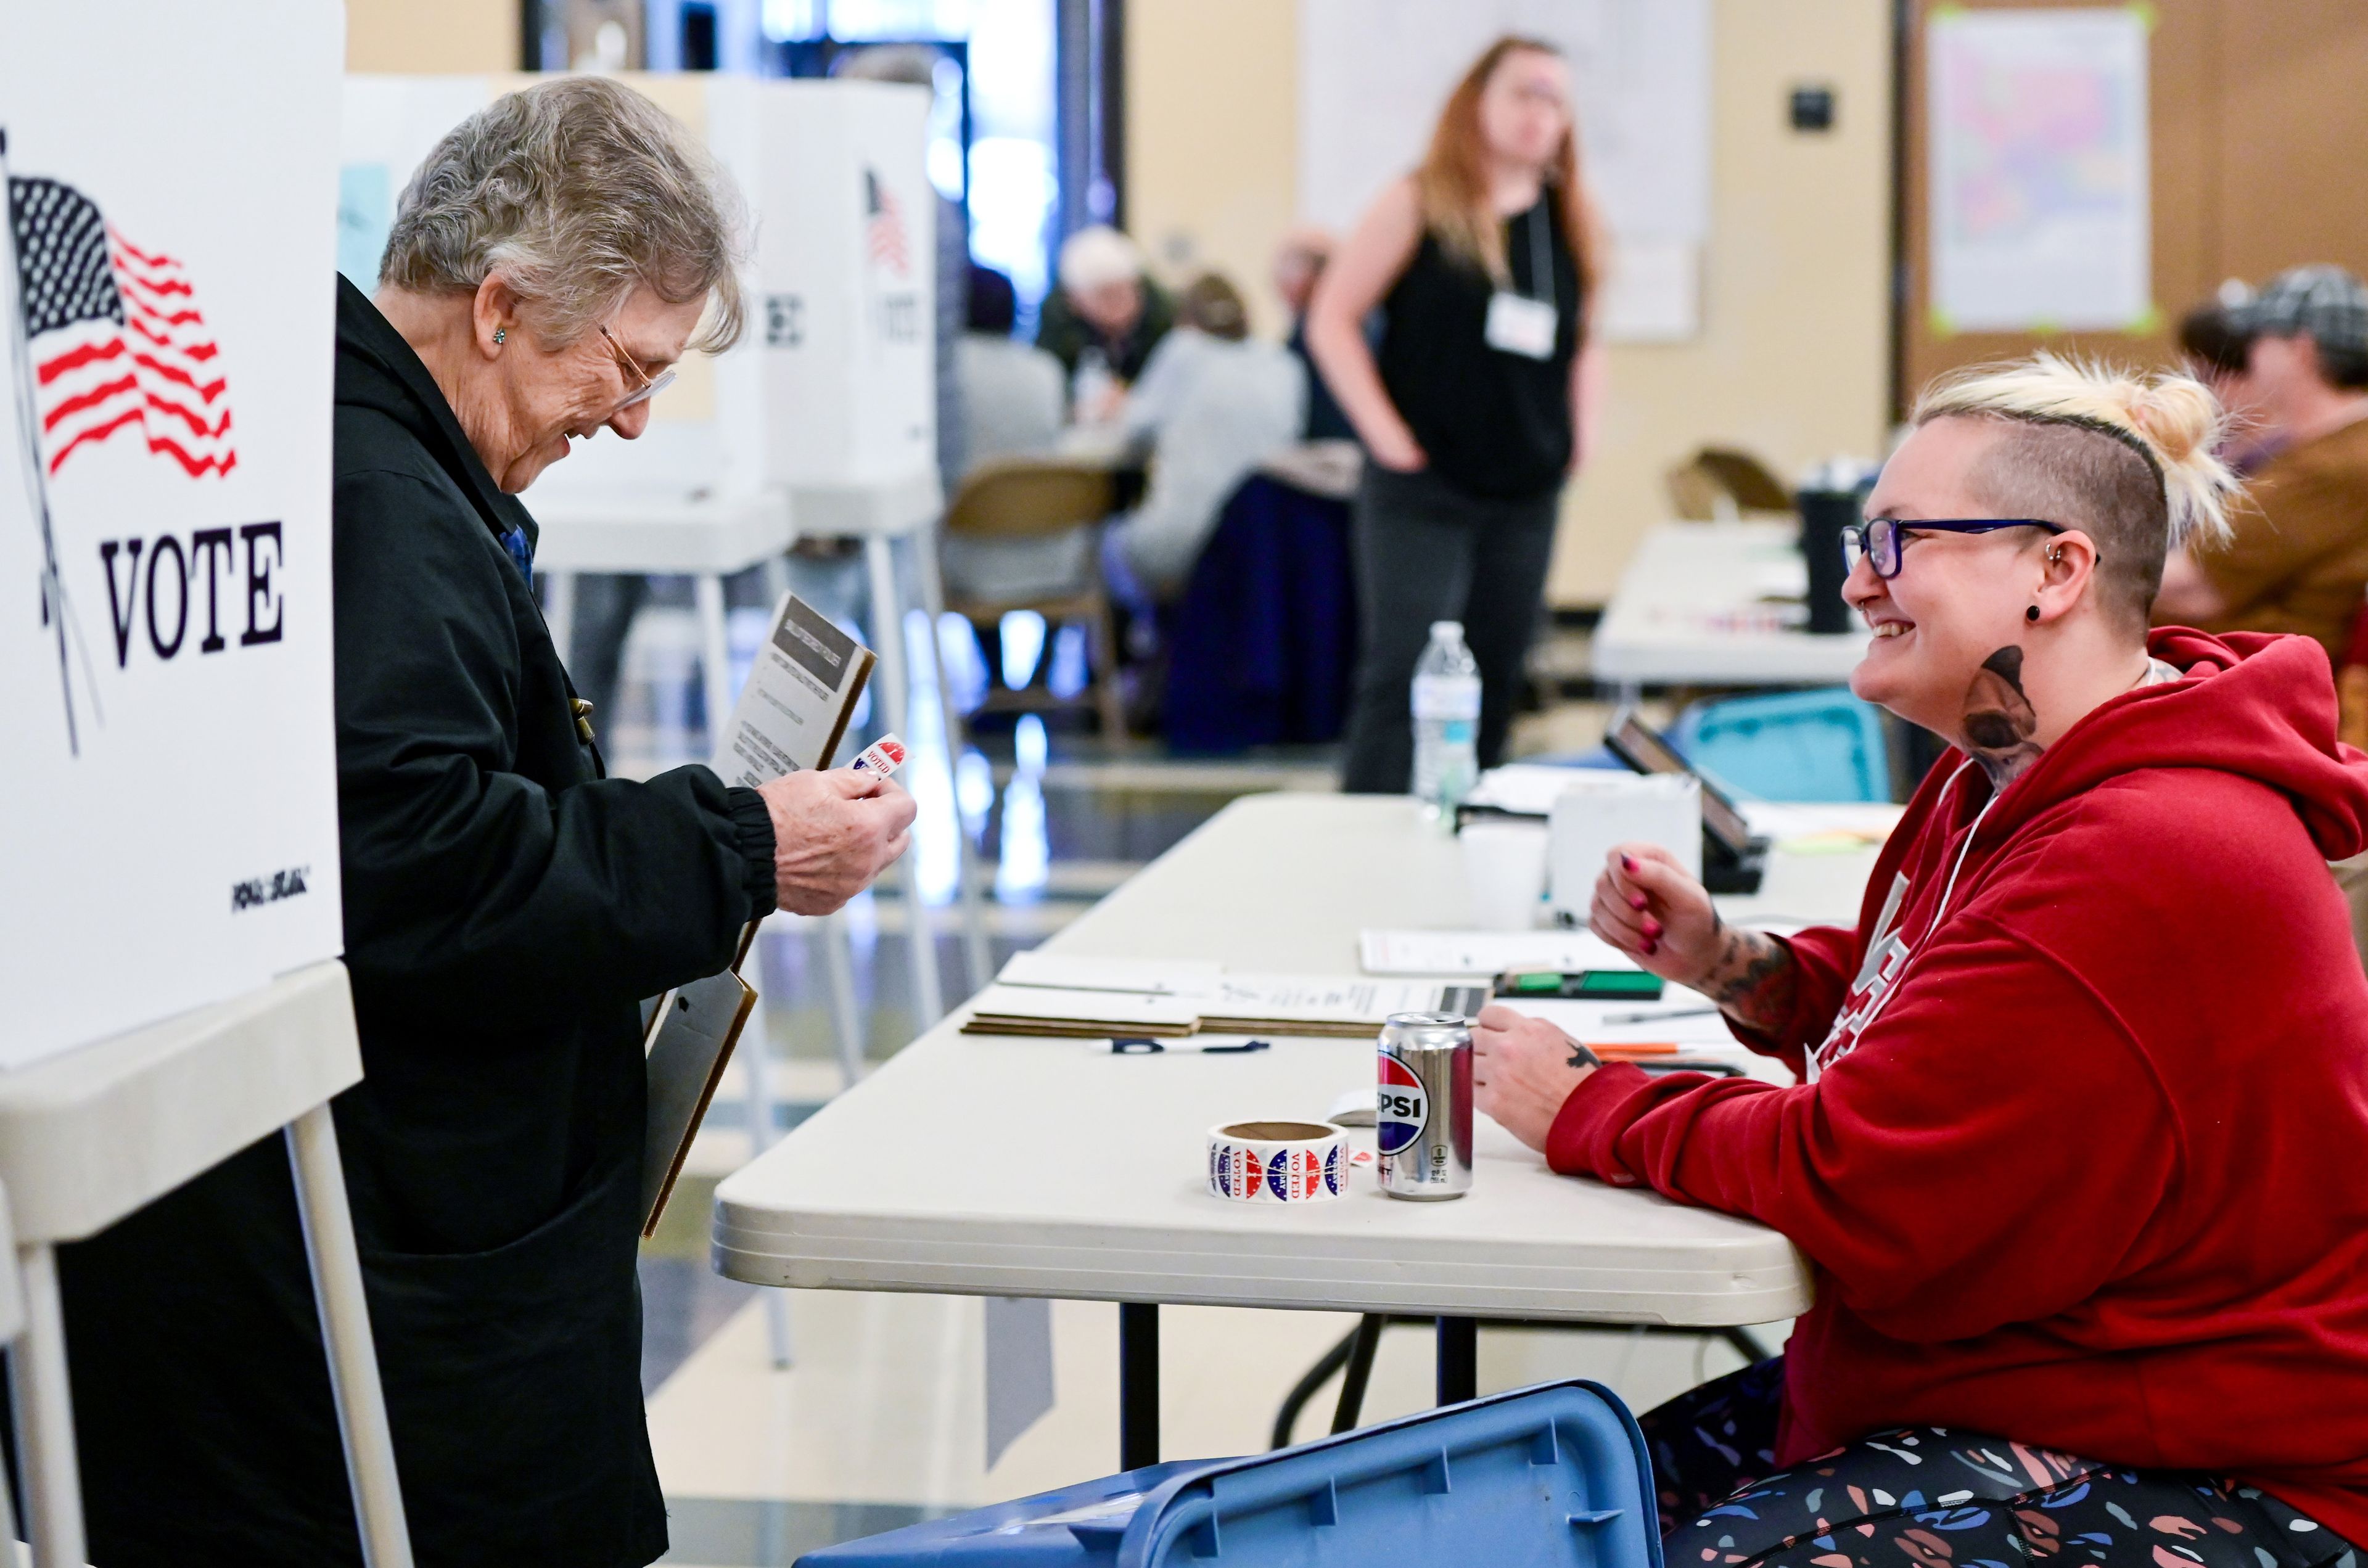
top-left (2026, 604), bottom-right (2042, 622)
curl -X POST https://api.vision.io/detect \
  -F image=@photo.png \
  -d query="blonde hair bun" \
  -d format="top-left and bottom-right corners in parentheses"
top-left (1914, 351), bottom-right (2239, 550)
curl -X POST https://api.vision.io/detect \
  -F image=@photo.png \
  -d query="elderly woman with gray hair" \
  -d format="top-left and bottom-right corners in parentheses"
top-left (56, 78), bottom-right (912, 1566)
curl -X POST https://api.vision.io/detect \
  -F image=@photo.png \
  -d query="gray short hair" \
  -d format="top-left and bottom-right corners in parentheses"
top-left (380, 76), bottom-right (746, 353)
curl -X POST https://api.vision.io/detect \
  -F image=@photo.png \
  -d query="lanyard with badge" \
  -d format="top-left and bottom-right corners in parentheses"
top-left (1482, 201), bottom-right (1560, 360)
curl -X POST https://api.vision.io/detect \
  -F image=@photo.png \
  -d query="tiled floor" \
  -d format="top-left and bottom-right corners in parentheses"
top-left (590, 604), bottom-right (1753, 1564)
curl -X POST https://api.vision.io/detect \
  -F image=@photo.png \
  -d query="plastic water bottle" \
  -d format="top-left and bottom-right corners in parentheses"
top-left (1412, 621), bottom-right (1481, 822)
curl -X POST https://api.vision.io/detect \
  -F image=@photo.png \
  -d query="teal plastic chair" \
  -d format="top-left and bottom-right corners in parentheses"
top-left (1669, 688), bottom-right (1889, 802)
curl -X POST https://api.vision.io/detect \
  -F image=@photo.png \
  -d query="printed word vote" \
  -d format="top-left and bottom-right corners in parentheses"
top-left (97, 522), bottom-right (285, 666)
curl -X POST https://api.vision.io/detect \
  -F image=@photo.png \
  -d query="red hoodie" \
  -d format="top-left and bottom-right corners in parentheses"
top-left (1547, 629), bottom-right (2368, 1543)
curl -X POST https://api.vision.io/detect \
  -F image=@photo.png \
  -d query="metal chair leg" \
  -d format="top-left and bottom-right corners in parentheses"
top-left (1268, 1313), bottom-right (1391, 1450)
top-left (1087, 594), bottom-right (1126, 740)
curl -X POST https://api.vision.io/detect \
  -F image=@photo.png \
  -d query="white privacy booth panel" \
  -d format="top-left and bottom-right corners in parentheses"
top-left (341, 74), bottom-right (936, 506)
top-left (1, 2), bottom-right (347, 1069)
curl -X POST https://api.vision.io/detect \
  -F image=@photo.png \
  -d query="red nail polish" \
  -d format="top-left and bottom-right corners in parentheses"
top-left (1621, 855), bottom-right (1635, 872)
top-left (1643, 939), bottom-right (1659, 955)
top-left (1630, 895), bottom-right (1646, 911)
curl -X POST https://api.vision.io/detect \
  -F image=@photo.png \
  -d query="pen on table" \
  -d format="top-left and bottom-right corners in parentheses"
top-left (1103, 1037), bottom-right (1272, 1055)
top-left (1601, 1005), bottom-right (1723, 1025)
top-left (1585, 1041), bottom-right (1682, 1058)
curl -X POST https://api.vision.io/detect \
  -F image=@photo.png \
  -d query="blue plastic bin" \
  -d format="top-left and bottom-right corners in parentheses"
top-left (796, 1379), bottom-right (1661, 1568)
top-left (1670, 687), bottom-right (1890, 802)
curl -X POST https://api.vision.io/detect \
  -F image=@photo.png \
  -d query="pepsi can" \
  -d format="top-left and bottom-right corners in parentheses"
top-left (1376, 1012), bottom-right (1473, 1200)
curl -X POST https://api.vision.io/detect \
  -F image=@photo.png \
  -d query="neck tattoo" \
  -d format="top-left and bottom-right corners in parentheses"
top-left (1962, 645), bottom-right (2044, 789)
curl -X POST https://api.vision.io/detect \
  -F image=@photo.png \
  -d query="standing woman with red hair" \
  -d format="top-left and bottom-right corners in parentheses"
top-left (1310, 36), bottom-right (1604, 792)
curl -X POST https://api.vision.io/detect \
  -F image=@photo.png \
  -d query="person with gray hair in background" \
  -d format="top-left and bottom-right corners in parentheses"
top-left (54, 76), bottom-right (914, 1566)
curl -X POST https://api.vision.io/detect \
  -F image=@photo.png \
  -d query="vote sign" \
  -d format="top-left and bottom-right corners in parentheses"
top-left (0, 1), bottom-right (345, 1067)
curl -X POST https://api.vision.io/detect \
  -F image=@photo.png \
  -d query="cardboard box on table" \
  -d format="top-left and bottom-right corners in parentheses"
top-left (0, 1), bottom-right (345, 1069)
top-left (337, 74), bottom-right (935, 502)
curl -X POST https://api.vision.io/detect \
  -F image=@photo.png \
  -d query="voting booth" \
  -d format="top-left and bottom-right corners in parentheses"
top-left (3, 2), bottom-right (347, 1069)
top-left (1, 7), bottom-right (415, 1565)
top-left (340, 73), bottom-right (937, 501)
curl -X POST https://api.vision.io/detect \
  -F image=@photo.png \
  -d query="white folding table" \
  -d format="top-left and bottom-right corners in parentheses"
top-left (0, 960), bottom-right (411, 1567)
top-left (714, 793), bottom-right (1882, 1469)
top-left (1594, 519), bottom-right (1872, 698)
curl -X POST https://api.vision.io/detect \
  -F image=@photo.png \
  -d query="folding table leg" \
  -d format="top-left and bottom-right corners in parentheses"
top-left (861, 534), bottom-right (943, 1028)
top-left (738, 981), bottom-right (796, 1370)
top-left (10, 1244), bottom-right (84, 1568)
top-left (694, 572), bottom-right (734, 758)
top-left (815, 914), bottom-right (866, 1091)
top-left (1119, 1302), bottom-right (1160, 1471)
top-left (1434, 1316), bottom-right (1477, 1406)
top-left (910, 527), bottom-right (993, 995)
top-left (287, 1105), bottom-right (416, 1568)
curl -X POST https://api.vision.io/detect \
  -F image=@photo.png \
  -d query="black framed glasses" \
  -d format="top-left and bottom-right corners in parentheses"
top-left (598, 324), bottom-right (676, 413)
top-left (1841, 517), bottom-right (2069, 580)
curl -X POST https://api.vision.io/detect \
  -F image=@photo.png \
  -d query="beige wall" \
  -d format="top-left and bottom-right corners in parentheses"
top-left (347, 0), bottom-right (516, 73)
top-left (1125, 0), bottom-right (1304, 343)
top-left (1125, 0), bottom-right (1896, 607)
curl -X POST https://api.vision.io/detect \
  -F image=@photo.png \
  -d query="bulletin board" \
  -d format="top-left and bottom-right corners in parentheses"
top-left (1896, 0), bottom-right (2368, 410)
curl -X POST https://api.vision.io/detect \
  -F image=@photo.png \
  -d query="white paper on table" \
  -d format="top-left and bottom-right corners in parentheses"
top-left (1207, 974), bottom-right (1482, 1024)
top-left (997, 951), bottom-right (1226, 996)
top-left (1358, 929), bottom-right (1638, 978)
top-left (984, 1295), bottom-right (1054, 1468)
top-left (1501, 995), bottom-right (1741, 1049)
top-left (1464, 763), bottom-right (1604, 818)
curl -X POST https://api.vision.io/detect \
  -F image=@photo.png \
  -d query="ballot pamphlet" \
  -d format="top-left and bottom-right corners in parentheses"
top-left (710, 593), bottom-right (878, 786)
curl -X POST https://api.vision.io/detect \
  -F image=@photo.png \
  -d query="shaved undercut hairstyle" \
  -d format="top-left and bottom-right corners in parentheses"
top-left (1912, 353), bottom-right (2240, 632)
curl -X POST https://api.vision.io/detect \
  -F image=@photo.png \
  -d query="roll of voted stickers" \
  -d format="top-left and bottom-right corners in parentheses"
top-left (850, 734), bottom-right (906, 777)
top-left (1206, 1120), bottom-right (1363, 1205)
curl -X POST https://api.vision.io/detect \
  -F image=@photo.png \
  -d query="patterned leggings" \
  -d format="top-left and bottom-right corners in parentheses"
top-left (1641, 1358), bottom-right (2360, 1568)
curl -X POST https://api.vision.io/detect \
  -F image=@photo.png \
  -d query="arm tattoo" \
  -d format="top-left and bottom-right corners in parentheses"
top-left (1962, 645), bottom-right (2044, 789)
top-left (1566, 1042), bottom-right (1600, 1070)
top-left (1698, 911), bottom-right (1799, 1034)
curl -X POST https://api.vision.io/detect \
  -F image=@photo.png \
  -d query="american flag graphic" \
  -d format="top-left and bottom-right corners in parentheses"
top-left (8, 176), bottom-right (234, 479)
top-left (863, 168), bottom-right (908, 279)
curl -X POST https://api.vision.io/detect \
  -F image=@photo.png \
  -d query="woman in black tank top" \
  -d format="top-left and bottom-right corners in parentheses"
top-left (1307, 36), bottom-right (1605, 793)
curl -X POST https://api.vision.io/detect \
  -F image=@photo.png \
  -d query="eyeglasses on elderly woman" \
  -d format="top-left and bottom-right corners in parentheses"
top-left (598, 324), bottom-right (677, 413)
top-left (1841, 517), bottom-right (2071, 580)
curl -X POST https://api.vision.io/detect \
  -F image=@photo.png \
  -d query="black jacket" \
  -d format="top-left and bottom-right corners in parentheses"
top-left (56, 279), bottom-right (776, 1566)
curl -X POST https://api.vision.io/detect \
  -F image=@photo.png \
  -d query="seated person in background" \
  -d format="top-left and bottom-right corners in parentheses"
top-left (2177, 299), bottom-right (2287, 475)
top-left (1098, 273), bottom-right (1307, 609)
top-left (2156, 265), bottom-right (2368, 664)
top-left (1472, 353), bottom-right (2368, 1568)
top-left (940, 265), bottom-right (1091, 607)
top-left (1273, 227), bottom-right (1357, 443)
top-left (953, 264), bottom-right (1064, 477)
top-left (1034, 224), bottom-right (1174, 406)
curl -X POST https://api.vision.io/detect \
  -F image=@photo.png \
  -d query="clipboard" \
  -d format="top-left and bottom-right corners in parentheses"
top-left (639, 920), bottom-right (762, 1236)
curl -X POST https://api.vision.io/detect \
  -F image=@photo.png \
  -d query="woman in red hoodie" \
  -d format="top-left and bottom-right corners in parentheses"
top-left (1474, 354), bottom-right (2368, 1568)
